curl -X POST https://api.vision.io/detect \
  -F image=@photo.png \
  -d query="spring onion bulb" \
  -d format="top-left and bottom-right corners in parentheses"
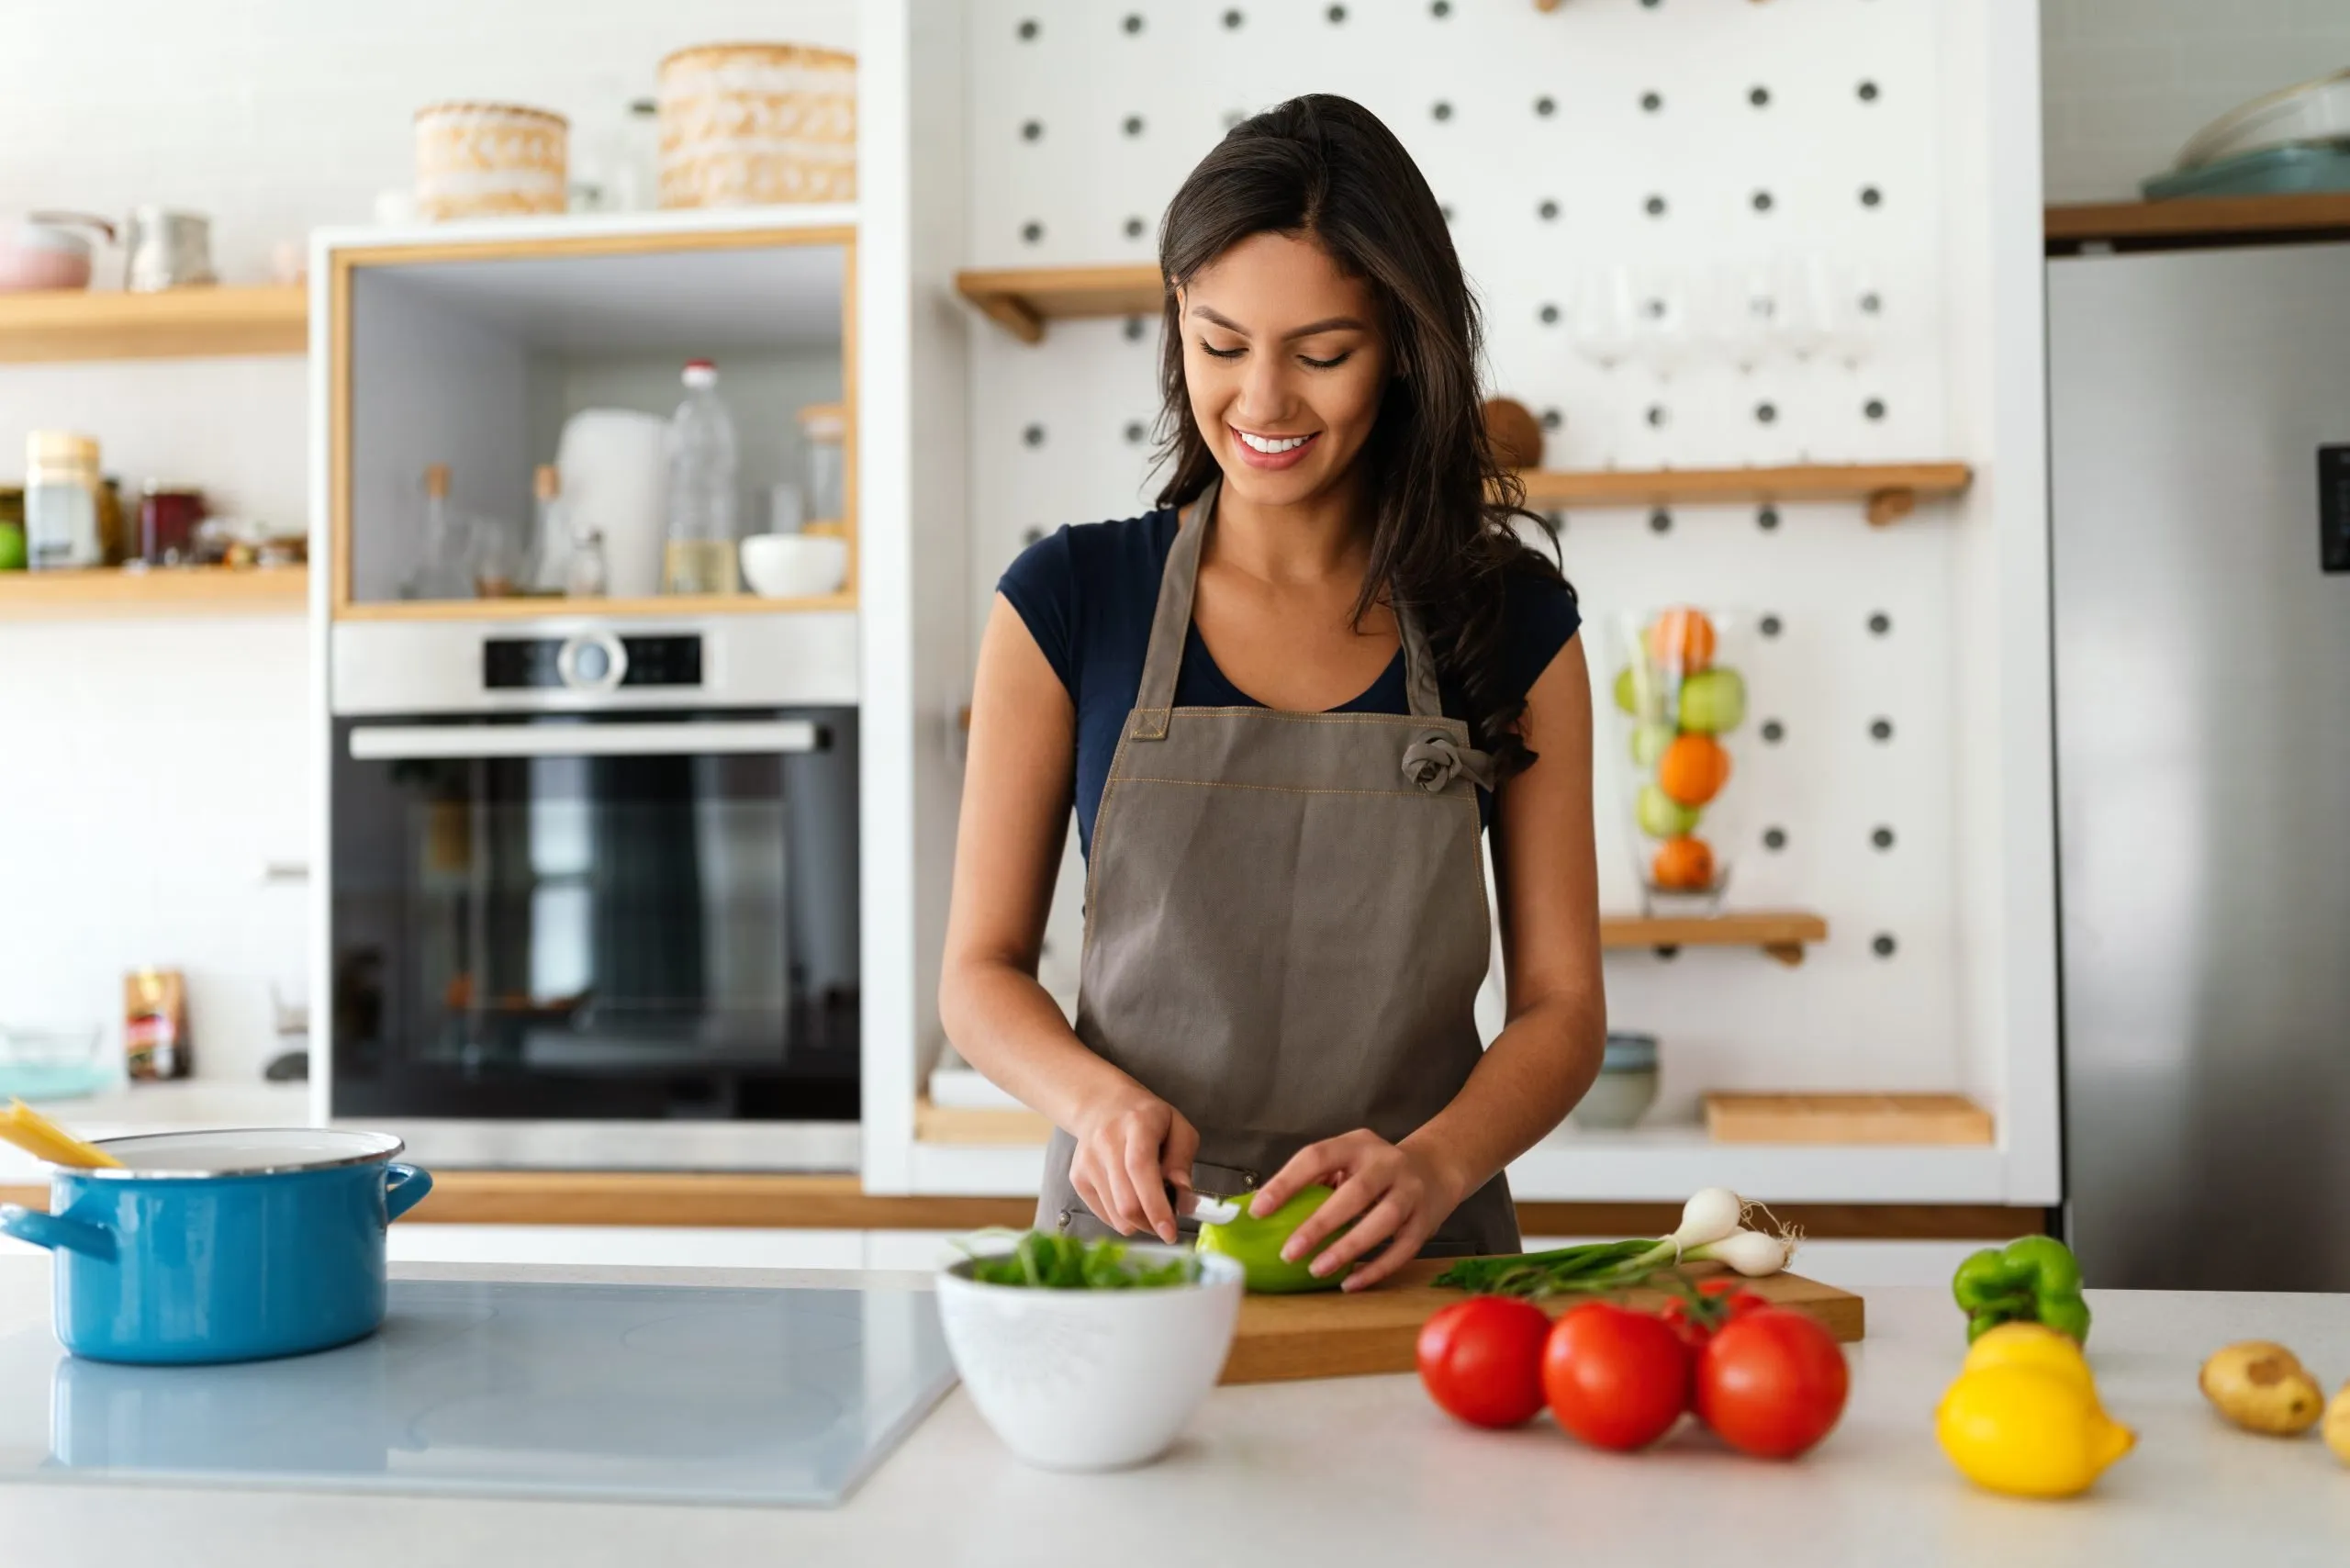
top-left (1684, 1226), bottom-right (1800, 1277)
top-left (1667, 1187), bottom-right (1747, 1257)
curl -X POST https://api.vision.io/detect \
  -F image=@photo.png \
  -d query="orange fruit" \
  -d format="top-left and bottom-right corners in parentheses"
top-left (1646, 607), bottom-right (1717, 673)
top-left (1651, 836), bottom-right (1715, 891)
top-left (1655, 734), bottom-right (1731, 806)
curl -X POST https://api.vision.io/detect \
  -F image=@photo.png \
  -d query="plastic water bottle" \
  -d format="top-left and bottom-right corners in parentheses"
top-left (662, 359), bottom-right (741, 595)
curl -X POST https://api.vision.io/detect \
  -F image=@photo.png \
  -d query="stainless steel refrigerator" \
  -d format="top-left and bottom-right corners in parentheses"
top-left (2050, 242), bottom-right (2350, 1292)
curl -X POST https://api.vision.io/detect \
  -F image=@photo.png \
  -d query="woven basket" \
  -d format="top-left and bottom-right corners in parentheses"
top-left (414, 101), bottom-right (568, 220)
top-left (657, 42), bottom-right (856, 208)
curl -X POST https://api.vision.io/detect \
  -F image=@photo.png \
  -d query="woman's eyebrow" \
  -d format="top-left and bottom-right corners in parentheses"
top-left (1189, 303), bottom-right (1369, 340)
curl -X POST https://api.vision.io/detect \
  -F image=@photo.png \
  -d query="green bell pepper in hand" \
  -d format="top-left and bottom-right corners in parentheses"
top-left (1952, 1236), bottom-right (2091, 1345)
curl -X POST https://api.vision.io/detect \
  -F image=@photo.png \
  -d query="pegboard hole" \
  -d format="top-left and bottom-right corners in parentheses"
top-left (1749, 85), bottom-right (1771, 108)
top-left (1432, 101), bottom-right (1453, 122)
top-left (1872, 826), bottom-right (1896, 851)
top-left (1762, 827), bottom-right (1787, 852)
top-left (1540, 407), bottom-right (1563, 431)
top-left (1872, 934), bottom-right (1898, 959)
top-left (1754, 401), bottom-right (1777, 424)
top-left (1870, 717), bottom-right (1894, 742)
top-left (1023, 526), bottom-right (1044, 545)
top-left (1644, 406), bottom-right (1669, 430)
top-left (1123, 216), bottom-right (1146, 240)
top-left (1644, 195), bottom-right (1667, 218)
top-left (1647, 507), bottom-right (1672, 532)
top-left (1021, 119), bottom-right (1042, 142)
top-left (1538, 198), bottom-right (1560, 221)
top-left (1222, 8), bottom-right (1244, 28)
top-left (1539, 303), bottom-right (1560, 325)
top-left (1860, 290), bottom-right (1883, 315)
top-left (1640, 92), bottom-right (1662, 113)
top-left (1867, 611), bottom-right (1891, 635)
top-left (1440, 204), bottom-right (1455, 223)
top-left (1858, 80), bottom-right (1881, 103)
top-left (1761, 719), bottom-right (1785, 744)
top-left (1022, 424), bottom-right (1046, 448)
top-left (1535, 95), bottom-right (1557, 118)
top-left (1430, 0), bottom-right (1450, 16)
top-left (1860, 185), bottom-right (1884, 208)
top-left (1124, 420), bottom-right (1147, 444)
top-left (1223, 111), bottom-right (1245, 130)
top-left (1020, 221), bottom-right (1044, 244)
top-left (1326, 3), bottom-right (1348, 20)
top-left (1759, 612), bottom-right (1783, 637)
top-left (1123, 115), bottom-right (1145, 138)
top-left (1017, 18), bottom-right (1039, 41)
top-left (1123, 13), bottom-right (1144, 34)
top-left (1640, 0), bottom-right (1662, 8)
top-left (1756, 505), bottom-right (1780, 532)
top-left (1863, 398), bottom-right (1887, 420)
top-left (1751, 190), bottom-right (1774, 213)
top-left (1123, 317), bottom-right (1147, 342)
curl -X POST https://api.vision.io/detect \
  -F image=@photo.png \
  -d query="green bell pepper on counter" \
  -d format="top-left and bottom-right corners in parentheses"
top-left (1952, 1236), bottom-right (2092, 1345)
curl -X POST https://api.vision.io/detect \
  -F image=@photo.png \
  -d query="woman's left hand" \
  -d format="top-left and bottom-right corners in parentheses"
top-left (1250, 1130), bottom-right (1465, 1292)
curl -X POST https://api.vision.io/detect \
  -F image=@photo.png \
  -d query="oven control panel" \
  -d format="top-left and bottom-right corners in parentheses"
top-left (483, 633), bottom-right (704, 691)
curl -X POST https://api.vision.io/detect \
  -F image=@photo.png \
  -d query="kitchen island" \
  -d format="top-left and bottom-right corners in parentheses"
top-left (0, 1258), bottom-right (2343, 1567)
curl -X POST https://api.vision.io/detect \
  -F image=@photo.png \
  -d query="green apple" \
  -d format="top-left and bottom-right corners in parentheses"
top-left (1677, 667), bottom-right (1746, 734)
top-left (0, 522), bottom-right (24, 572)
top-left (1636, 782), bottom-right (1702, 839)
top-left (1612, 665), bottom-right (1639, 715)
top-left (1613, 665), bottom-right (1675, 725)
top-left (1629, 721), bottom-right (1675, 768)
top-left (1195, 1184), bottom-right (1348, 1294)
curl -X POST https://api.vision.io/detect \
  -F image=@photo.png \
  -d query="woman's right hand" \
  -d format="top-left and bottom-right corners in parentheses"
top-left (1069, 1085), bottom-right (1200, 1244)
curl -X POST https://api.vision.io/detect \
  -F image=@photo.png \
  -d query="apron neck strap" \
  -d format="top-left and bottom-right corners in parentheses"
top-left (1131, 479), bottom-right (1448, 728)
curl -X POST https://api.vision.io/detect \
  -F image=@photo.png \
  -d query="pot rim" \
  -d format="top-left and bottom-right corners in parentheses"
top-left (68, 1126), bottom-right (407, 1181)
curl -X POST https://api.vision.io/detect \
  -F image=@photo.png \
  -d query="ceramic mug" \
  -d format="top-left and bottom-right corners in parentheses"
top-left (0, 1128), bottom-right (433, 1365)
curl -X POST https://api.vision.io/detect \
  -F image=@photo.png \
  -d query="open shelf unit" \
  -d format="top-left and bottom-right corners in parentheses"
top-left (0, 566), bottom-right (307, 618)
top-left (1600, 910), bottom-right (1828, 966)
top-left (2044, 192), bottom-right (2350, 255)
top-left (1516, 462), bottom-right (1973, 526)
top-left (0, 285), bottom-right (307, 364)
top-left (953, 263), bottom-right (1161, 342)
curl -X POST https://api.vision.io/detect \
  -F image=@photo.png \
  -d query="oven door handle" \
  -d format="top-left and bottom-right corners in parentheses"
top-left (347, 721), bottom-right (823, 761)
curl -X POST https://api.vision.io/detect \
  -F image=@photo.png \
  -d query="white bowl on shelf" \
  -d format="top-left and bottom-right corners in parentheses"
top-left (740, 533), bottom-right (847, 599)
top-left (936, 1249), bottom-right (1242, 1472)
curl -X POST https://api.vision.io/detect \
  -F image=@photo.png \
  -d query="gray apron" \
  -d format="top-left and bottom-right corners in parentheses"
top-left (1036, 482), bottom-right (1520, 1258)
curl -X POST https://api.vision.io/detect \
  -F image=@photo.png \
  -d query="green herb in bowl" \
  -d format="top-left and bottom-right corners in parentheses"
top-left (960, 1229), bottom-right (1203, 1290)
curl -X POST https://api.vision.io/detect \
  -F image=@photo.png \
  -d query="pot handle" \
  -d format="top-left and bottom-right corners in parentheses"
top-left (382, 1163), bottom-right (434, 1223)
top-left (0, 1204), bottom-right (117, 1260)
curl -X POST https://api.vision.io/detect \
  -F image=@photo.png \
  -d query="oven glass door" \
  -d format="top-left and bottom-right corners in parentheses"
top-left (330, 710), bottom-right (857, 1121)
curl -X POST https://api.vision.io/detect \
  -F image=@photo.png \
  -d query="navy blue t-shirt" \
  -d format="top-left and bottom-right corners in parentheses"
top-left (998, 510), bottom-right (1581, 857)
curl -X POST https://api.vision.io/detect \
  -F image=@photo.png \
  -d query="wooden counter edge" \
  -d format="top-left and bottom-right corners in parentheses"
top-left (0, 1175), bottom-right (2044, 1240)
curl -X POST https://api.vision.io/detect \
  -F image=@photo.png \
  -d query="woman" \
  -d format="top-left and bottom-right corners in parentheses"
top-left (940, 95), bottom-right (1604, 1291)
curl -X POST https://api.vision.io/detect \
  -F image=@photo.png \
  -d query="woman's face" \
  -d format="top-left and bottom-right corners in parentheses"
top-left (1178, 230), bottom-right (1391, 511)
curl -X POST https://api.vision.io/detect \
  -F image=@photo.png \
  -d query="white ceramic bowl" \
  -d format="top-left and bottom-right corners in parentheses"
top-left (936, 1249), bottom-right (1243, 1471)
top-left (740, 532), bottom-right (848, 599)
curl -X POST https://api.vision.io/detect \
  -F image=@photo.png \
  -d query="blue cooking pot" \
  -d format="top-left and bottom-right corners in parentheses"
top-left (0, 1127), bottom-right (432, 1365)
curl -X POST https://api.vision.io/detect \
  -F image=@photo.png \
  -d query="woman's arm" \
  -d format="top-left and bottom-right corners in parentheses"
top-left (938, 595), bottom-right (1200, 1243)
top-left (1254, 632), bottom-right (1607, 1287)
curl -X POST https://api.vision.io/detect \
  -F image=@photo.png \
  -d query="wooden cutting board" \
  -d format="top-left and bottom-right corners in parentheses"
top-left (1219, 1259), bottom-right (1863, 1385)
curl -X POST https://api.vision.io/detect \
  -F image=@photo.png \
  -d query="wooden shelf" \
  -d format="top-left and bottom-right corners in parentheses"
top-left (333, 589), bottom-right (855, 623)
top-left (1706, 1092), bottom-right (1996, 1146)
top-left (915, 1093), bottom-right (1054, 1147)
top-left (954, 263), bottom-right (1161, 342)
top-left (0, 285), bottom-right (307, 364)
top-left (1515, 463), bottom-right (1972, 526)
top-left (0, 566), bottom-right (307, 619)
top-left (2046, 193), bottom-right (2350, 255)
top-left (1599, 910), bottom-right (1828, 967)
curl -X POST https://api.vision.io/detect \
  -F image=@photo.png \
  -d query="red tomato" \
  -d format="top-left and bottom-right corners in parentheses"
top-left (1540, 1303), bottom-right (1691, 1450)
top-left (1416, 1297), bottom-right (1552, 1428)
top-left (1662, 1280), bottom-right (1769, 1353)
top-left (1694, 1307), bottom-right (1851, 1459)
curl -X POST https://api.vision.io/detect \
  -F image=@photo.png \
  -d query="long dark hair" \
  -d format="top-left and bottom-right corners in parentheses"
top-left (1153, 93), bottom-right (1568, 778)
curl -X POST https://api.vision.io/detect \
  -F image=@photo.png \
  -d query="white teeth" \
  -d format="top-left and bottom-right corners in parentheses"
top-left (1237, 431), bottom-right (1310, 454)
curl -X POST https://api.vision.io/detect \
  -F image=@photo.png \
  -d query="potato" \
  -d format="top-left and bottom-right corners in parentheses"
top-left (2326, 1381), bottom-right (2350, 1465)
top-left (2199, 1341), bottom-right (2325, 1436)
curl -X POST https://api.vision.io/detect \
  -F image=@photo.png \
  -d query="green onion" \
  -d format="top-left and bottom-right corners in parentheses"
top-left (1433, 1187), bottom-right (1798, 1298)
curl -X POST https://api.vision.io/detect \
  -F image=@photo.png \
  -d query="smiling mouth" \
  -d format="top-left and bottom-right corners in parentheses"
top-left (1233, 428), bottom-right (1317, 454)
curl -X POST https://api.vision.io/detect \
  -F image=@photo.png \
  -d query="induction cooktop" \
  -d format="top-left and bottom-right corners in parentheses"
top-left (0, 1279), bottom-right (957, 1507)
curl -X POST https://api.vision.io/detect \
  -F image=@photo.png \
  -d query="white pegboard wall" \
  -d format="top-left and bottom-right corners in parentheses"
top-left (958, 0), bottom-right (1978, 1106)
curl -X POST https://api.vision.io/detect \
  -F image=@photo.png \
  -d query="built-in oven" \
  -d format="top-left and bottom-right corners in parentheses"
top-left (323, 615), bottom-right (860, 1170)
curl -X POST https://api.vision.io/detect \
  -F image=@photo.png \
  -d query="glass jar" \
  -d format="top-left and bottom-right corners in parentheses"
top-left (799, 402), bottom-right (846, 529)
top-left (139, 482), bottom-right (206, 566)
top-left (24, 431), bottom-right (102, 570)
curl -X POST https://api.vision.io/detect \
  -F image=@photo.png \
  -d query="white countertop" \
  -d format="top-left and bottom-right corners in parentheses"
top-left (1, 1258), bottom-right (2344, 1568)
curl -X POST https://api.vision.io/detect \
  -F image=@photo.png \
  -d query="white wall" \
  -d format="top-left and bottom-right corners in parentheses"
top-left (2042, 0), bottom-right (2350, 203)
top-left (0, 0), bottom-right (855, 1078)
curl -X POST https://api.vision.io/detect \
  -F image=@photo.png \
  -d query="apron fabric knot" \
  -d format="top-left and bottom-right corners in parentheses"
top-left (1402, 733), bottom-right (1495, 794)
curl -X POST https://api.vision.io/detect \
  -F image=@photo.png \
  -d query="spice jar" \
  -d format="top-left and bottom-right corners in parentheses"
top-left (24, 432), bottom-right (102, 570)
top-left (139, 482), bottom-right (207, 566)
